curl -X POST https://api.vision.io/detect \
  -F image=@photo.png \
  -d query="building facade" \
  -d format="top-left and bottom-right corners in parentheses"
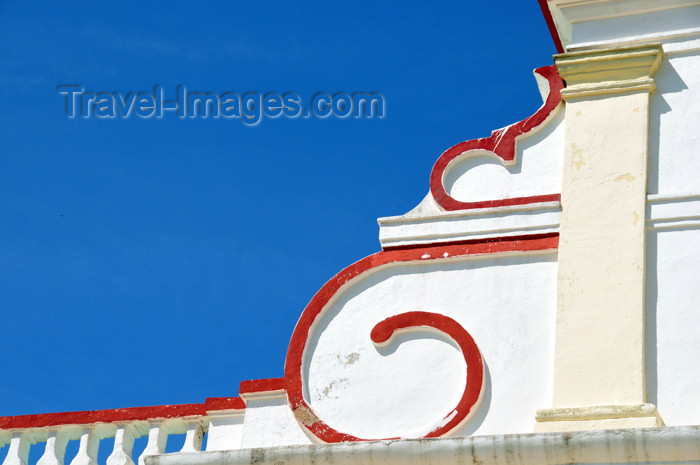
top-left (2, 0), bottom-right (700, 463)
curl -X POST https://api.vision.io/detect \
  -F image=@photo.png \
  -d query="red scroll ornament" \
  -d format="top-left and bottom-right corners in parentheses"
top-left (370, 312), bottom-right (484, 436)
top-left (285, 310), bottom-right (484, 442)
top-left (283, 237), bottom-right (558, 442)
top-left (429, 65), bottom-right (564, 211)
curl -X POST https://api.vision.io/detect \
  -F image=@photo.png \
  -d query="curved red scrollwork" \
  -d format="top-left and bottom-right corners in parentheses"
top-left (370, 311), bottom-right (484, 438)
top-left (285, 307), bottom-right (484, 442)
top-left (429, 65), bottom-right (564, 211)
top-left (284, 239), bottom-right (557, 443)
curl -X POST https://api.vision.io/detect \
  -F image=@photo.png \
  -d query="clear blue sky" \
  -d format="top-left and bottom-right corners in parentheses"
top-left (0, 1), bottom-right (556, 418)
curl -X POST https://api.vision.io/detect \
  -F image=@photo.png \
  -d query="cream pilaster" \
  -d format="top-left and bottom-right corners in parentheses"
top-left (536, 45), bottom-right (663, 432)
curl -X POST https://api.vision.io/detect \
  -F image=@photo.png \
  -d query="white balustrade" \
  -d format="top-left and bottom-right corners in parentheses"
top-left (3, 433), bottom-right (29, 465)
top-left (69, 429), bottom-right (99, 465)
top-left (106, 425), bottom-right (135, 465)
top-left (0, 407), bottom-right (232, 465)
top-left (36, 430), bottom-right (68, 465)
top-left (179, 422), bottom-right (202, 453)
top-left (137, 422), bottom-right (168, 465)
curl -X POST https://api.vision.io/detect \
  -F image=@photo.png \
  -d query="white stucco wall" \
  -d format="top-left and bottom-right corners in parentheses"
top-left (647, 228), bottom-right (700, 427)
top-left (302, 251), bottom-right (557, 439)
top-left (572, 7), bottom-right (700, 47)
top-left (649, 51), bottom-right (700, 196)
top-left (206, 413), bottom-right (244, 451)
top-left (239, 395), bottom-right (312, 448)
top-left (645, 36), bottom-right (700, 427)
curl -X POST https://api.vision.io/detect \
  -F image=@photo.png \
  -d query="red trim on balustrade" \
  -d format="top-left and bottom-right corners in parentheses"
top-left (538, 0), bottom-right (565, 54)
top-left (429, 65), bottom-right (564, 212)
top-left (239, 378), bottom-right (286, 395)
top-left (204, 397), bottom-right (246, 411)
top-left (0, 398), bottom-right (244, 430)
top-left (284, 233), bottom-right (558, 443)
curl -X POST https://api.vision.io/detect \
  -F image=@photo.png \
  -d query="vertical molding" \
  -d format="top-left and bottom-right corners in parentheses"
top-left (536, 44), bottom-right (664, 432)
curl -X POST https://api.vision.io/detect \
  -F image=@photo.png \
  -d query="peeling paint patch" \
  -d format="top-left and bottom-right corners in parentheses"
top-left (294, 405), bottom-right (318, 427)
top-left (614, 173), bottom-right (636, 182)
top-left (321, 378), bottom-right (349, 398)
top-left (434, 409), bottom-right (458, 431)
top-left (571, 143), bottom-right (586, 170)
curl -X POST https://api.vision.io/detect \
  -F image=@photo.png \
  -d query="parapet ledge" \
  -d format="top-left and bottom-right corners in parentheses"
top-left (238, 378), bottom-right (286, 403)
top-left (377, 194), bottom-right (561, 250)
top-left (146, 426), bottom-right (700, 465)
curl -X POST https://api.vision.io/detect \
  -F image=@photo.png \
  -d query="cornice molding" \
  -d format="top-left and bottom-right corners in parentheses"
top-left (555, 44), bottom-right (664, 99)
top-left (544, 0), bottom-right (700, 50)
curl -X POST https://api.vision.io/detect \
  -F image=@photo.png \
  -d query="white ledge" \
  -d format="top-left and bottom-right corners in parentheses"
top-left (568, 27), bottom-right (700, 55)
top-left (377, 201), bottom-right (561, 248)
top-left (535, 403), bottom-right (659, 421)
top-left (147, 426), bottom-right (700, 465)
top-left (647, 192), bottom-right (700, 230)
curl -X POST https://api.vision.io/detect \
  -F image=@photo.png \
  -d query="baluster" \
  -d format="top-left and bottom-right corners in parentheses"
top-left (106, 425), bottom-right (135, 465)
top-left (179, 422), bottom-right (202, 453)
top-left (2, 433), bottom-right (29, 465)
top-left (69, 429), bottom-right (98, 465)
top-left (137, 422), bottom-right (167, 465)
top-left (37, 430), bottom-right (69, 465)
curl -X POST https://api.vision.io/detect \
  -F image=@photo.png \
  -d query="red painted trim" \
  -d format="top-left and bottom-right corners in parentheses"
top-left (539, 0), bottom-right (565, 53)
top-left (0, 398), bottom-right (244, 430)
top-left (370, 312), bottom-right (484, 438)
top-left (284, 234), bottom-right (558, 443)
top-left (381, 232), bottom-right (559, 252)
top-left (204, 397), bottom-right (246, 411)
top-left (434, 193), bottom-right (561, 211)
top-left (429, 65), bottom-right (564, 212)
top-left (239, 377), bottom-right (286, 394)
